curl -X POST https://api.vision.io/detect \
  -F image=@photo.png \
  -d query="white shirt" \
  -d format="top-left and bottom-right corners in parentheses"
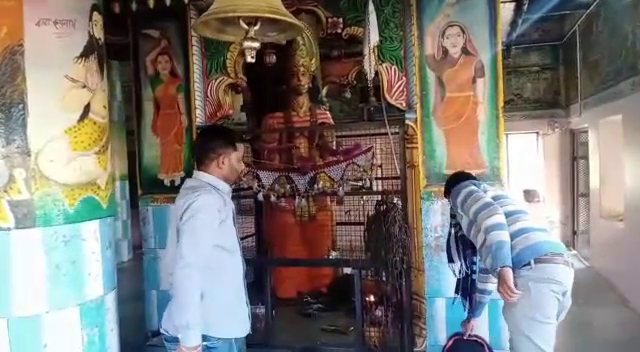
top-left (160, 171), bottom-right (250, 347)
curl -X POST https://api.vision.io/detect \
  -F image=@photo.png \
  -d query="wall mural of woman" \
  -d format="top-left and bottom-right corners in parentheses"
top-left (419, 0), bottom-right (502, 185)
top-left (426, 15), bottom-right (487, 175)
top-left (136, 18), bottom-right (193, 195)
top-left (144, 36), bottom-right (187, 187)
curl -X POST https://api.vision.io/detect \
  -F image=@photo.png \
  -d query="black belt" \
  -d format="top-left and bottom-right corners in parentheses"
top-left (521, 254), bottom-right (573, 269)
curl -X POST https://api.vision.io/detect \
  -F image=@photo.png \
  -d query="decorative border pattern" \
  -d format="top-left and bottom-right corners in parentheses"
top-left (405, 121), bottom-right (426, 349)
top-left (404, 0), bottom-right (418, 113)
top-left (189, 4), bottom-right (206, 127)
top-left (407, 0), bottom-right (426, 190)
top-left (579, 74), bottom-right (640, 113)
top-left (495, 0), bottom-right (506, 186)
top-left (504, 108), bottom-right (567, 120)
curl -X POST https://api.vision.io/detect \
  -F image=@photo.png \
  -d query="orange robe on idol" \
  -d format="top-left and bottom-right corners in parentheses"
top-left (150, 75), bottom-right (185, 181)
top-left (260, 108), bottom-right (335, 299)
top-left (427, 53), bottom-right (487, 174)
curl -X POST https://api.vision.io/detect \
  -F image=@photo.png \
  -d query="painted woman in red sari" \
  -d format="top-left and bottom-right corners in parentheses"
top-left (145, 39), bottom-right (187, 187)
top-left (425, 11), bottom-right (488, 175)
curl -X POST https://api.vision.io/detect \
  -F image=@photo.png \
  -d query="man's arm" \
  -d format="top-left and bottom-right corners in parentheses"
top-left (452, 182), bottom-right (512, 318)
top-left (170, 194), bottom-right (220, 349)
top-left (452, 182), bottom-right (512, 273)
top-left (469, 266), bottom-right (498, 319)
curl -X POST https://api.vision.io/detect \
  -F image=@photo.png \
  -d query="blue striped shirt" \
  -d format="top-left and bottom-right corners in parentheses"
top-left (450, 180), bottom-right (567, 318)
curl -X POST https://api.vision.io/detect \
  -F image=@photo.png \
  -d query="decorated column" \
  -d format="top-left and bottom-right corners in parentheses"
top-left (0, 0), bottom-right (119, 351)
top-left (410, 0), bottom-right (507, 351)
top-left (130, 1), bottom-right (197, 335)
top-left (108, 60), bottom-right (134, 264)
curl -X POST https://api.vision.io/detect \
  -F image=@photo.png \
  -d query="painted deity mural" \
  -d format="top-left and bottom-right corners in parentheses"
top-left (200, 0), bottom-right (408, 128)
top-left (0, 0), bottom-right (31, 230)
top-left (136, 16), bottom-right (194, 195)
top-left (418, 0), bottom-right (502, 185)
top-left (0, 0), bottom-right (115, 230)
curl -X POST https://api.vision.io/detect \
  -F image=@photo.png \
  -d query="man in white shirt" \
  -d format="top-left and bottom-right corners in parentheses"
top-left (160, 125), bottom-right (250, 352)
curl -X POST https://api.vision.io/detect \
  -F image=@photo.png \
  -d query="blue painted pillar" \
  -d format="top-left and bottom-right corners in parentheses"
top-left (0, 0), bottom-right (119, 350)
top-left (108, 60), bottom-right (134, 264)
top-left (139, 199), bottom-right (173, 336)
top-left (410, 0), bottom-right (509, 350)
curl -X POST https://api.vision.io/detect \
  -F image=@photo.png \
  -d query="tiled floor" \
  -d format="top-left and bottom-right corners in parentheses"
top-left (118, 253), bottom-right (640, 351)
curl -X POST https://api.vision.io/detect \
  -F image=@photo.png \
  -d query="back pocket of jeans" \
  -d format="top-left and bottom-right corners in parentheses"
top-left (202, 336), bottom-right (222, 347)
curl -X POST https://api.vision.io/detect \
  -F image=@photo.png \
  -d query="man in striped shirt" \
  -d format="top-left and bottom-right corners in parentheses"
top-left (444, 171), bottom-right (574, 352)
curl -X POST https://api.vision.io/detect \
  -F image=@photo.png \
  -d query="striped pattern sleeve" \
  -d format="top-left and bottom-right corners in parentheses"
top-left (452, 181), bottom-right (512, 273)
top-left (470, 266), bottom-right (498, 318)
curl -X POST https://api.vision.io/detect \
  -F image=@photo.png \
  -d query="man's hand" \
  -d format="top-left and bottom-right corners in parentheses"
top-left (461, 317), bottom-right (476, 338)
top-left (497, 267), bottom-right (522, 302)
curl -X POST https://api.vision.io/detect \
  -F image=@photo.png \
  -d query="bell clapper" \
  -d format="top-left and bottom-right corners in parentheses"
top-left (239, 18), bottom-right (262, 63)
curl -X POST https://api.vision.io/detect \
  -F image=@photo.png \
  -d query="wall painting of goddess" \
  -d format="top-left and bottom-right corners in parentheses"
top-left (417, 0), bottom-right (503, 186)
top-left (21, 0), bottom-right (116, 227)
top-left (134, 12), bottom-right (194, 195)
top-left (0, 0), bottom-right (33, 230)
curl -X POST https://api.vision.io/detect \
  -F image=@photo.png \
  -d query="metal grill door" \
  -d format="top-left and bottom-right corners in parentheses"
top-left (572, 129), bottom-right (591, 261)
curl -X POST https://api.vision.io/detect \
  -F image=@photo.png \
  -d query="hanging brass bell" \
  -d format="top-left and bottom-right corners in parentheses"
top-left (192, 0), bottom-right (303, 63)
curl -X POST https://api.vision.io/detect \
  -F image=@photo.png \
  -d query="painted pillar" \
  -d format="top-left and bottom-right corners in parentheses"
top-left (132, 2), bottom-right (200, 336)
top-left (108, 60), bottom-right (133, 264)
top-left (140, 198), bottom-right (174, 336)
top-left (0, 0), bottom-right (119, 351)
top-left (409, 0), bottom-right (507, 351)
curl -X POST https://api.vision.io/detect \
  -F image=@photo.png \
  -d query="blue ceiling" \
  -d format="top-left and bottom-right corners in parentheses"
top-left (501, 0), bottom-right (598, 46)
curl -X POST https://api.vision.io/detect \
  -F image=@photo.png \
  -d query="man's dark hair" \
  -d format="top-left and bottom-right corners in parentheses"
top-left (443, 171), bottom-right (478, 199)
top-left (194, 125), bottom-right (242, 170)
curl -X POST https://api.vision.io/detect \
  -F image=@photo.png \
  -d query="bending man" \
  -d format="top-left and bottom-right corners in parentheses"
top-left (444, 171), bottom-right (574, 352)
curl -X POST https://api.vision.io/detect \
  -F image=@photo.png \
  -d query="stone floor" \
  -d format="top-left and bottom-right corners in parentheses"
top-left (555, 255), bottom-right (640, 351)
top-left (118, 253), bottom-right (640, 351)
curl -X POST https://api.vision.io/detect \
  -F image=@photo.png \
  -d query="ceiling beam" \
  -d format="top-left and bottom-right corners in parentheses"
top-left (561, 0), bottom-right (601, 43)
top-left (510, 40), bottom-right (563, 48)
top-left (524, 10), bottom-right (584, 17)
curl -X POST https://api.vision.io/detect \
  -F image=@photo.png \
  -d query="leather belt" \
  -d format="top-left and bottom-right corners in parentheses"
top-left (521, 254), bottom-right (573, 269)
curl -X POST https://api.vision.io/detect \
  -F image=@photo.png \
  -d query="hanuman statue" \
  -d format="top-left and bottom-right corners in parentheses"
top-left (258, 18), bottom-right (336, 300)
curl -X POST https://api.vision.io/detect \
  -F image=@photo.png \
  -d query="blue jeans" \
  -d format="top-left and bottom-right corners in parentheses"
top-left (163, 335), bottom-right (246, 352)
top-left (503, 262), bottom-right (574, 352)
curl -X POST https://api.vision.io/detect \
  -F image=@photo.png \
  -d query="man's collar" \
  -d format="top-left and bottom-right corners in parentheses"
top-left (193, 171), bottom-right (232, 195)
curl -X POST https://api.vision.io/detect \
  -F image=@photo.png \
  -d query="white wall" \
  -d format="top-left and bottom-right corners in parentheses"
top-left (571, 91), bottom-right (640, 313)
top-left (505, 119), bottom-right (573, 245)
